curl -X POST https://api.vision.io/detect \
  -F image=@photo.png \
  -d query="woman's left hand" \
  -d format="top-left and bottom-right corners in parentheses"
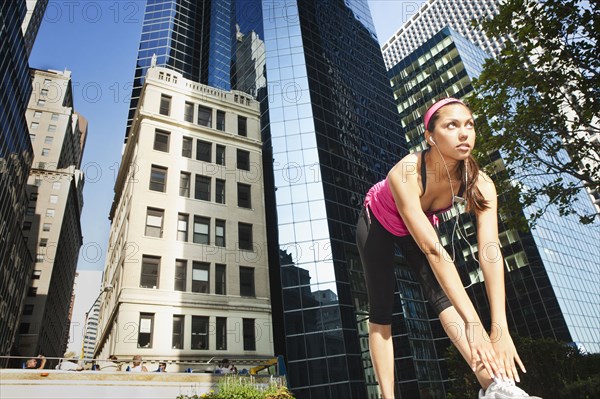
top-left (489, 325), bottom-right (526, 382)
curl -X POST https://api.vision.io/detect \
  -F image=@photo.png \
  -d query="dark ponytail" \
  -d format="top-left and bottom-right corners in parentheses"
top-left (459, 155), bottom-right (489, 213)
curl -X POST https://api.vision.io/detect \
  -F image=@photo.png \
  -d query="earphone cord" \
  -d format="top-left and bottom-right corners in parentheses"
top-left (430, 142), bottom-right (481, 288)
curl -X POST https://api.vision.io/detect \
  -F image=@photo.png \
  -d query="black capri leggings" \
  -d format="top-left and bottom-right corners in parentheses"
top-left (356, 206), bottom-right (452, 325)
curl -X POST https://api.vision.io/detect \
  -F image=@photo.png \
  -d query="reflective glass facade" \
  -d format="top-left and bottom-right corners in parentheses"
top-left (387, 26), bottom-right (600, 396)
top-left (0, 0), bottom-right (37, 363)
top-left (261, 1), bottom-right (406, 397)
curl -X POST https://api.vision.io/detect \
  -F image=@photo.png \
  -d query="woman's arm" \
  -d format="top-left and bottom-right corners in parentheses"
top-left (388, 158), bottom-right (499, 375)
top-left (475, 172), bottom-right (526, 381)
top-left (474, 173), bottom-right (506, 327)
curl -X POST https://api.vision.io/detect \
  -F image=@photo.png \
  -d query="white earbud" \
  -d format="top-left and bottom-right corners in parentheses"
top-left (429, 137), bottom-right (436, 145)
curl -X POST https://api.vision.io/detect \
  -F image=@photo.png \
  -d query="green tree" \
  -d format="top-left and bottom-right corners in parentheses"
top-left (468, 0), bottom-right (599, 227)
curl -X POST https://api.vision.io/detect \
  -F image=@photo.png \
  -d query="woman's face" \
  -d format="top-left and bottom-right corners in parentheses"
top-left (429, 103), bottom-right (475, 160)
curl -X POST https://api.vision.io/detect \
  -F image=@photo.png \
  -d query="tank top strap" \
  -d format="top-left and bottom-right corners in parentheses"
top-left (420, 149), bottom-right (428, 191)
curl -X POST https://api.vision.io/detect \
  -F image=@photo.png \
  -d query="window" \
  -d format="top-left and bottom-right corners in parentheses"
top-left (19, 323), bottom-right (30, 334)
top-left (30, 122), bottom-right (39, 130)
top-left (193, 216), bottom-right (210, 244)
top-left (41, 88), bottom-right (48, 96)
top-left (215, 264), bottom-right (226, 295)
top-left (216, 110), bottom-right (225, 131)
top-left (26, 206), bottom-right (35, 216)
top-left (243, 318), bottom-right (256, 351)
top-left (191, 316), bottom-right (209, 350)
top-left (177, 213), bottom-right (188, 241)
top-left (37, 99), bottom-right (45, 106)
top-left (28, 287), bottom-right (38, 297)
top-left (43, 223), bottom-right (51, 232)
top-left (23, 304), bottom-right (34, 315)
top-left (237, 149), bottom-right (250, 171)
top-left (215, 219), bottom-right (226, 247)
top-left (184, 102), bottom-right (194, 122)
top-left (238, 223), bottom-right (253, 250)
top-left (39, 238), bottom-right (48, 247)
top-left (174, 259), bottom-right (187, 291)
top-left (194, 175), bottom-right (211, 201)
top-left (238, 116), bottom-right (247, 136)
top-left (51, 113), bottom-right (59, 121)
top-left (215, 179), bottom-right (226, 204)
top-left (197, 106), bottom-right (212, 127)
top-left (47, 125), bottom-right (56, 133)
top-left (46, 209), bottom-right (55, 218)
top-left (41, 148), bottom-right (50, 156)
top-left (182, 137), bottom-right (193, 158)
top-left (32, 270), bottom-right (42, 280)
top-left (23, 221), bottom-right (32, 231)
top-left (30, 192), bottom-right (38, 201)
top-left (52, 182), bottom-right (61, 190)
top-left (44, 136), bottom-right (53, 144)
top-left (36, 253), bottom-right (44, 262)
top-left (140, 255), bottom-right (160, 288)
top-left (192, 262), bottom-right (209, 293)
top-left (149, 165), bottom-right (167, 192)
top-left (33, 111), bottom-right (42, 118)
top-left (216, 145), bottom-right (226, 165)
top-left (30, 134), bottom-right (36, 142)
top-left (179, 172), bottom-right (190, 197)
top-left (138, 313), bottom-right (154, 348)
top-left (216, 317), bottom-right (227, 350)
top-left (196, 140), bottom-right (211, 162)
top-left (49, 195), bottom-right (58, 204)
top-left (172, 315), bottom-right (185, 349)
top-left (145, 208), bottom-right (164, 237)
top-left (159, 94), bottom-right (171, 116)
top-left (153, 130), bottom-right (170, 152)
top-left (35, 178), bottom-right (42, 186)
top-left (238, 183), bottom-right (251, 208)
top-left (239, 267), bottom-right (255, 297)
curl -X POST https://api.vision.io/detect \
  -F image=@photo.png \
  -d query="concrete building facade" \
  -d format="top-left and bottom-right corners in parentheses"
top-left (95, 66), bottom-right (273, 370)
top-left (16, 69), bottom-right (87, 363)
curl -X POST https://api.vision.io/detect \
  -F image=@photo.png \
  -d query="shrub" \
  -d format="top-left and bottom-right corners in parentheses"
top-left (177, 376), bottom-right (294, 399)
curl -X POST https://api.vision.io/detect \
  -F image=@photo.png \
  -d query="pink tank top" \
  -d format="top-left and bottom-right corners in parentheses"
top-left (364, 178), bottom-right (442, 237)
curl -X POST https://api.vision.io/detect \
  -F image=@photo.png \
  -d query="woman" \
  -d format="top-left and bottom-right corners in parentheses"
top-left (356, 98), bottom-right (540, 398)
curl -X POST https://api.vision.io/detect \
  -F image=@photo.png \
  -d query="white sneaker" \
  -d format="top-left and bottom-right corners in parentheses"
top-left (478, 378), bottom-right (542, 398)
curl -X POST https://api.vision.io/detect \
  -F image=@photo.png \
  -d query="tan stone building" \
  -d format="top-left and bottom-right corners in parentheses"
top-left (95, 66), bottom-right (273, 370)
top-left (17, 68), bottom-right (87, 363)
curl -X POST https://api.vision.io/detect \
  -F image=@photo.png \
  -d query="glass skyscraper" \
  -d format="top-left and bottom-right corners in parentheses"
top-left (0, 0), bottom-right (46, 364)
top-left (387, 26), bottom-right (600, 397)
top-left (124, 0), bottom-right (407, 397)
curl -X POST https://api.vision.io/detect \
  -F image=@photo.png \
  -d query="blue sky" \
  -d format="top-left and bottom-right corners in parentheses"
top-left (29, 0), bottom-right (417, 274)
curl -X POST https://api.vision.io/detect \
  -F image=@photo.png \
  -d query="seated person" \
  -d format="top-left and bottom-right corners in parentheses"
top-left (99, 355), bottom-right (121, 372)
top-left (154, 362), bottom-right (167, 372)
top-left (128, 355), bottom-right (148, 372)
top-left (56, 351), bottom-right (83, 371)
top-left (25, 355), bottom-right (46, 369)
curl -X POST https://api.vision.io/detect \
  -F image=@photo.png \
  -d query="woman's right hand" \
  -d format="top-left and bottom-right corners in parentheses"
top-left (466, 322), bottom-right (501, 379)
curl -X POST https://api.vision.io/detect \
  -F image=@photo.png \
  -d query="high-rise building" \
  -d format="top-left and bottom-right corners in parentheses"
top-left (0, 0), bottom-right (47, 365)
top-left (22, 0), bottom-right (49, 57)
top-left (386, 25), bottom-right (600, 397)
top-left (124, 0), bottom-right (241, 141)
top-left (110, 0), bottom-right (405, 397)
top-left (15, 68), bottom-right (87, 364)
top-left (95, 66), bottom-right (274, 369)
top-left (381, 0), bottom-right (502, 69)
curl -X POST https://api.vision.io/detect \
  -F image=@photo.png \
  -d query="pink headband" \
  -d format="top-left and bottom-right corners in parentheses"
top-left (423, 97), bottom-right (465, 131)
